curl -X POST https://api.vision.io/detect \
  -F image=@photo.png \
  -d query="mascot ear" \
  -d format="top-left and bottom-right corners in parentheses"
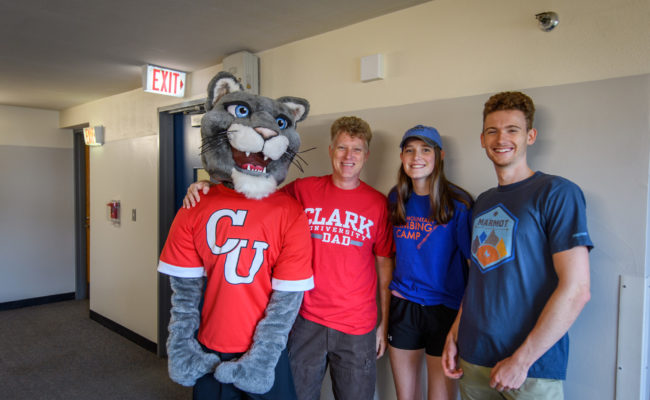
top-left (205, 72), bottom-right (244, 111)
top-left (278, 97), bottom-right (310, 123)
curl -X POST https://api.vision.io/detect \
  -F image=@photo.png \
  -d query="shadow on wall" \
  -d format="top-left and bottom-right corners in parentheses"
top-left (362, 128), bottom-right (398, 193)
top-left (527, 106), bottom-right (550, 171)
top-left (284, 118), bottom-right (332, 186)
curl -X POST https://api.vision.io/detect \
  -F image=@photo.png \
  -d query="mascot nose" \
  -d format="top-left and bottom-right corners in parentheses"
top-left (255, 127), bottom-right (277, 139)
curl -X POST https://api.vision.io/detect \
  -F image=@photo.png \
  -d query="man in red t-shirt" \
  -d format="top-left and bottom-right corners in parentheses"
top-left (186, 116), bottom-right (394, 400)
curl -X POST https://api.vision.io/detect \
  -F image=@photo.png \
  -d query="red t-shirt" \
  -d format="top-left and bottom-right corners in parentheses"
top-left (282, 176), bottom-right (393, 334)
top-left (158, 185), bottom-right (313, 353)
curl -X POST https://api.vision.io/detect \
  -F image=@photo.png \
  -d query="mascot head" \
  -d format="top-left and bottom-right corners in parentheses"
top-left (200, 71), bottom-right (309, 199)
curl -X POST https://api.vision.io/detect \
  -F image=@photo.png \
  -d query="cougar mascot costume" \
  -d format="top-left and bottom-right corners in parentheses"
top-left (157, 71), bottom-right (314, 399)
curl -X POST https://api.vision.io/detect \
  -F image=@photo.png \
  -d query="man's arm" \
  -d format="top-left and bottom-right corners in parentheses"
top-left (182, 180), bottom-right (212, 208)
top-left (442, 304), bottom-right (464, 379)
top-left (183, 179), bottom-right (300, 209)
top-left (375, 255), bottom-right (393, 359)
top-left (489, 245), bottom-right (591, 391)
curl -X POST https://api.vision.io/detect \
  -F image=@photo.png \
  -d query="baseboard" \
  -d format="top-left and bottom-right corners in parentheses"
top-left (89, 310), bottom-right (158, 354)
top-left (0, 292), bottom-right (75, 311)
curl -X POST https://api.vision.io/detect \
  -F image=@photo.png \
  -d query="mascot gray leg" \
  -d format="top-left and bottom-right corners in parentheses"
top-left (214, 290), bottom-right (303, 394)
top-left (167, 276), bottom-right (220, 386)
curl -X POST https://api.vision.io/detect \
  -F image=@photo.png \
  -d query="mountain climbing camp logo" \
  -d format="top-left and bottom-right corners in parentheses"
top-left (471, 204), bottom-right (517, 272)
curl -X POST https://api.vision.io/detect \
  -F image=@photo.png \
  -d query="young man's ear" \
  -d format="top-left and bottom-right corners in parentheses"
top-left (527, 128), bottom-right (538, 145)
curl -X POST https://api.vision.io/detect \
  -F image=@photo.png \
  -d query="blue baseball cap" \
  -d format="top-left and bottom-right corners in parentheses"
top-left (399, 125), bottom-right (443, 150)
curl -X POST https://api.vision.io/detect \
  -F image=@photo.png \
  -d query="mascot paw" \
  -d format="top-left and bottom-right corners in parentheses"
top-left (169, 351), bottom-right (221, 387)
top-left (215, 359), bottom-right (274, 394)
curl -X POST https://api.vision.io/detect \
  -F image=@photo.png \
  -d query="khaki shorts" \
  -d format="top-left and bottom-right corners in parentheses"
top-left (458, 358), bottom-right (564, 400)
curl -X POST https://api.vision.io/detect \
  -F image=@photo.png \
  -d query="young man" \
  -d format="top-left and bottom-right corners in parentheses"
top-left (442, 92), bottom-right (593, 399)
top-left (184, 116), bottom-right (394, 400)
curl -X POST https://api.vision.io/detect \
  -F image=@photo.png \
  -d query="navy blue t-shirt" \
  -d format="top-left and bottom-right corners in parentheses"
top-left (458, 171), bottom-right (593, 380)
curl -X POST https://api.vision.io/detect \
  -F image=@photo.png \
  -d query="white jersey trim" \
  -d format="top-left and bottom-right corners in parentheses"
top-left (157, 261), bottom-right (205, 278)
top-left (272, 276), bottom-right (315, 292)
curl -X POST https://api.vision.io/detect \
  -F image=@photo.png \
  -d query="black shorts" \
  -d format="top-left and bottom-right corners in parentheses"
top-left (387, 296), bottom-right (458, 357)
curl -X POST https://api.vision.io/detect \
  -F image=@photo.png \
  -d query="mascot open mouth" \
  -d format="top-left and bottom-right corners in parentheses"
top-left (231, 147), bottom-right (271, 174)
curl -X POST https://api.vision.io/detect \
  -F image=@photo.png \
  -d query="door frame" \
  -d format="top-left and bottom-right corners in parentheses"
top-left (73, 129), bottom-right (89, 300)
top-left (157, 98), bottom-right (205, 357)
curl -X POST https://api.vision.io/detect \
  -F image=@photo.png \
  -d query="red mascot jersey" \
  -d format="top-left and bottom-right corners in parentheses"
top-left (158, 184), bottom-right (314, 353)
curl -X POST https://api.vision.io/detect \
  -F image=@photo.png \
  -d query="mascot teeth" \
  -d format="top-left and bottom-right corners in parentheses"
top-left (231, 148), bottom-right (271, 175)
top-left (242, 163), bottom-right (267, 173)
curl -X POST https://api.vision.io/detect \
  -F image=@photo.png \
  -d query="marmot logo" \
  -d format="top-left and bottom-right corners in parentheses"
top-left (471, 204), bottom-right (517, 272)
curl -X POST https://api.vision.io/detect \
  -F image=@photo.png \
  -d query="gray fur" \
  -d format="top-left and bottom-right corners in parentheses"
top-left (167, 276), bottom-right (220, 386)
top-left (276, 96), bottom-right (309, 123)
top-left (165, 71), bottom-right (311, 393)
top-left (207, 75), bottom-right (243, 108)
top-left (200, 71), bottom-right (309, 198)
top-left (214, 290), bottom-right (303, 394)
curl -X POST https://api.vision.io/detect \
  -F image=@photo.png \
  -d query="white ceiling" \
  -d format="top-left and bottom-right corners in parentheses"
top-left (0, 0), bottom-right (428, 110)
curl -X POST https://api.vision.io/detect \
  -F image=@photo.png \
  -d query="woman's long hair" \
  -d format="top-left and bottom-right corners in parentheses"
top-left (390, 146), bottom-right (472, 226)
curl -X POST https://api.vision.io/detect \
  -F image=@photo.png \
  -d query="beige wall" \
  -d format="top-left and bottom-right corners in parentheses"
top-left (258, 0), bottom-right (650, 115)
top-left (55, 0), bottom-right (649, 397)
top-left (60, 0), bottom-right (650, 134)
top-left (59, 65), bottom-right (222, 135)
top-left (88, 136), bottom-right (159, 341)
top-left (1, 105), bottom-right (71, 148)
top-left (0, 105), bottom-right (74, 303)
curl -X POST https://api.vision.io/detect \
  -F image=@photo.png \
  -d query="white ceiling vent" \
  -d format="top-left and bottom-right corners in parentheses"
top-left (223, 51), bottom-right (260, 95)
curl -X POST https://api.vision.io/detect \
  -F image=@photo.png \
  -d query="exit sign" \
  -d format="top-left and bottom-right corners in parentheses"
top-left (143, 65), bottom-right (186, 97)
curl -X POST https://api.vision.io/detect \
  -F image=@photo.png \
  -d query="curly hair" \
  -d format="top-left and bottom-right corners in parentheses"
top-left (483, 91), bottom-right (535, 130)
top-left (330, 116), bottom-right (372, 145)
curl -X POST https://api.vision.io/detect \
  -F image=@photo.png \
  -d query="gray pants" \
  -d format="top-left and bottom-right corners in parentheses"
top-left (287, 315), bottom-right (376, 400)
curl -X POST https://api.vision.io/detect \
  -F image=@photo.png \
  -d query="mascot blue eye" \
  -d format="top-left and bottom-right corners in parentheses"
top-left (226, 104), bottom-right (250, 118)
top-left (276, 117), bottom-right (289, 130)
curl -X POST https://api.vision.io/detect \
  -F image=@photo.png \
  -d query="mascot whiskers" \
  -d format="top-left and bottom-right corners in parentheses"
top-left (157, 71), bottom-right (314, 398)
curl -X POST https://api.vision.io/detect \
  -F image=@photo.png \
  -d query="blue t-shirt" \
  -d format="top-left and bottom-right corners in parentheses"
top-left (388, 190), bottom-right (472, 309)
top-left (458, 171), bottom-right (593, 380)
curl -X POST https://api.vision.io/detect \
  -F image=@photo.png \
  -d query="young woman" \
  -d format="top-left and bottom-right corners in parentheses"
top-left (387, 125), bottom-right (472, 400)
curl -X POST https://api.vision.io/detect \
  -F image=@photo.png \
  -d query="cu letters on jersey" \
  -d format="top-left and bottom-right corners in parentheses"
top-left (471, 204), bottom-right (517, 272)
top-left (206, 208), bottom-right (269, 284)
